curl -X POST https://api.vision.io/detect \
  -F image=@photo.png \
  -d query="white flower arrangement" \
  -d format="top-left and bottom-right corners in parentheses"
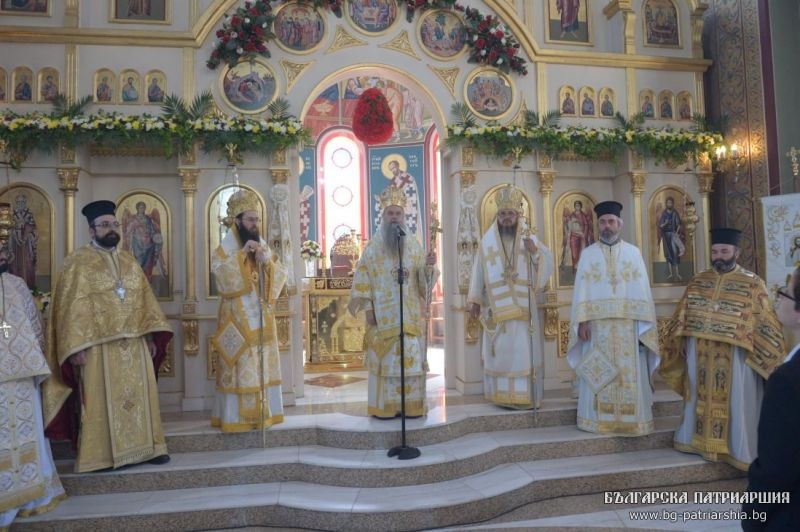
top-left (300, 240), bottom-right (323, 261)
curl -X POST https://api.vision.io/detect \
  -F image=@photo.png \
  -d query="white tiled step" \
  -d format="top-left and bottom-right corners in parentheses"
top-left (58, 417), bottom-right (680, 494)
top-left (159, 389), bottom-right (683, 453)
top-left (17, 449), bottom-right (744, 532)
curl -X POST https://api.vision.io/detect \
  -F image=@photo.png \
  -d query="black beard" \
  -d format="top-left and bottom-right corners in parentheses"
top-left (238, 224), bottom-right (260, 245)
top-left (97, 232), bottom-right (120, 248)
top-left (499, 224), bottom-right (517, 237)
top-left (712, 257), bottom-right (737, 273)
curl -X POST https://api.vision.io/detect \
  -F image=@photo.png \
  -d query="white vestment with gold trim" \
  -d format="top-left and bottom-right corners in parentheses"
top-left (467, 225), bottom-right (553, 409)
top-left (0, 273), bottom-right (64, 526)
top-left (211, 228), bottom-right (288, 432)
top-left (567, 241), bottom-right (660, 435)
top-left (350, 232), bottom-right (437, 417)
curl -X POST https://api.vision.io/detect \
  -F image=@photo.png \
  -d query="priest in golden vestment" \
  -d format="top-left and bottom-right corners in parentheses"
top-left (660, 228), bottom-right (785, 470)
top-left (349, 186), bottom-right (438, 419)
top-left (0, 244), bottom-right (65, 528)
top-left (210, 189), bottom-right (288, 432)
top-left (567, 201), bottom-right (660, 436)
top-left (43, 201), bottom-right (172, 473)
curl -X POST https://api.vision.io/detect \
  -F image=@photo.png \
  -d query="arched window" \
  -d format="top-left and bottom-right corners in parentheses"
top-left (316, 129), bottom-right (366, 256)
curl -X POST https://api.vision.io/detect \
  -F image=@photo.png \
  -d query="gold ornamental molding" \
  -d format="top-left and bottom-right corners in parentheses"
top-left (182, 319), bottom-right (200, 356)
top-left (59, 144), bottom-right (76, 165)
top-left (544, 307), bottom-right (559, 341)
top-left (428, 65), bottom-right (459, 98)
top-left (279, 59), bottom-right (314, 92)
top-left (179, 145), bottom-right (197, 167)
top-left (558, 320), bottom-right (570, 357)
top-left (538, 171), bottom-right (555, 194)
top-left (275, 315), bottom-right (291, 351)
top-left (159, 343), bottom-right (175, 378)
top-left (696, 173), bottom-right (714, 195)
top-left (538, 152), bottom-right (552, 169)
top-left (180, 168), bottom-right (199, 193)
top-left (326, 25), bottom-right (367, 54)
top-left (271, 169), bottom-right (289, 184)
top-left (272, 148), bottom-right (287, 166)
top-left (57, 168), bottom-right (79, 191)
top-left (460, 170), bottom-right (476, 187)
top-left (465, 312), bottom-right (481, 344)
top-left (378, 30), bottom-right (420, 60)
top-left (630, 172), bottom-right (647, 195)
top-left (89, 144), bottom-right (166, 157)
top-left (511, 100), bottom-right (529, 127)
top-left (603, 0), bottom-right (633, 19)
top-left (461, 146), bottom-right (474, 168)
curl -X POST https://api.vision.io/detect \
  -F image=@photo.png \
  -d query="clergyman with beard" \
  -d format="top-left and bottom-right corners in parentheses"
top-left (210, 189), bottom-right (287, 432)
top-left (467, 185), bottom-right (553, 409)
top-left (349, 186), bottom-right (437, 419)
top-left (659, 227), bottom-right (785, 470)
top-left (42, 200), bottom-right (173, 472)
top-left (567, 201), bottom-right (661, 436)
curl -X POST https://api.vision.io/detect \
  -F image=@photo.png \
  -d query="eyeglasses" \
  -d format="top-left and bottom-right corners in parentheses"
top-left (777, 286), bottom-right (797, 303)
top-left (93, 221), bottom-right (121, 229)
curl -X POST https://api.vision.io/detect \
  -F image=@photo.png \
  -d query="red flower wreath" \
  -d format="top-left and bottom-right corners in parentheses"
top-left (352, 88), bottom-right (394, 145)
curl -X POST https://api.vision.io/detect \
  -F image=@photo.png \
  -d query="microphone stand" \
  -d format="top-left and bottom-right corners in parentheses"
top-left (387, 226), bottom-right (421, 460)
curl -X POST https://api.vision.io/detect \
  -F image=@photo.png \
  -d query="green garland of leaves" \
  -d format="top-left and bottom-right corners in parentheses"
top-left (446, 104), bottom-right (722, 165)
top-left (0, 93), bottom-right (310, 169)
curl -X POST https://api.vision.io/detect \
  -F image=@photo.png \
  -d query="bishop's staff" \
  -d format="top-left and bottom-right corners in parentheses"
top-left (255, 244), bottom-right (268, 449)
top-left (422, 202), bottom-right (442, 372)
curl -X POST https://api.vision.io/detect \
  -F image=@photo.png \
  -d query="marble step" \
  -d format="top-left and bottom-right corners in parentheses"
top-left (58, 416), bottom-right (681, 495)
top-left (15, 449), bottom-right (745, 532)
top-left (161, 392), bottom-right (683, 453)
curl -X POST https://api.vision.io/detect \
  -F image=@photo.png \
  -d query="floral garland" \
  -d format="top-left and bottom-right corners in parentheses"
top-left (447, 123), bottom-right (723, 165)
top-left (0, 111), bottom-right (309, 169)
top-left (206, 1), bottom-right (529, 76)
top-left (459, 5), bottom-right (527, 76)
top-left (300, 240), bottom-right (323, 260)
top-left (207, 0), bottom-right (275, 70)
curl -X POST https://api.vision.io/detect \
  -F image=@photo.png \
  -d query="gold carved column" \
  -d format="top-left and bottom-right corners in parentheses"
top-left (630, 172), bottom-right (647, 249)
top-left (538, 169), bottom-right (558, 341)
top-left (179, 167), bottom-right (200, 356)
top-left (57, 168), bottom-right (79, 255)
top-left (696, 157), bottom-right (714, 267)
top-left (459, 168), bottom-right (480, 344)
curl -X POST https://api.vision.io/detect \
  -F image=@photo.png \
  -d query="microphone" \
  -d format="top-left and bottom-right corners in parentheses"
top-left (392, 223), bottom-right (407, 237)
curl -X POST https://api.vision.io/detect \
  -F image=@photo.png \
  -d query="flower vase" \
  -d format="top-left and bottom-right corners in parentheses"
top-left (304, 259), bottom-right (316, 278)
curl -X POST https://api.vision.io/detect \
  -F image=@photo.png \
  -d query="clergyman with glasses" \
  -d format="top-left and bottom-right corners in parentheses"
top-left (210, 190), bottom-right (287, 432)
top-left (42, 200), bottom-right (173, 472)
top-left (660, 227), bottom-right (785, 471)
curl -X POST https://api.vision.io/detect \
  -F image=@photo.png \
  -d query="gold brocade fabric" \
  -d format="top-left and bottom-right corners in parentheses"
top-left (349, 233), bottom-right (429, 346)
top-left (210, 234), bottom-right (288, 431)
top-left (75, 337), bottom-right (167, 472)
top-left (41, 245), bottom-right (171, 471)
top-left (690, 339), bottom-right (733, 456)
top-left (660, 266), bottom-right (785, 396)
top-left (587, 318), bottom-right (651, 435)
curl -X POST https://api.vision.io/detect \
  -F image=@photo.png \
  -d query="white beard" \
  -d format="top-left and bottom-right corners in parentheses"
top-left (381, 219), bottom-right (407, 257)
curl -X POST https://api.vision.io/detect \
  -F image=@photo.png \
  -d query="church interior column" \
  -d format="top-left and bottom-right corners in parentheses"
top-left (179, 166), bottom-right (203, 410)
top-left (537, 161), bottom-right (560, 388)
top-left (629, 171), bottom-right (647, 248)
top-left (268, 162), bottom-right (300, 405)
top-left (696, 161), bottom-right (715, 268)
top-left (452, 164), bottom-right (483, 395)
top-left (57, 168), bottom-right (79, 255)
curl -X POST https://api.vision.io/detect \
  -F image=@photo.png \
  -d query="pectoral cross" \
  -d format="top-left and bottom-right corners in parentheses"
top-left (0, 320), bottom-right (12, 339)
